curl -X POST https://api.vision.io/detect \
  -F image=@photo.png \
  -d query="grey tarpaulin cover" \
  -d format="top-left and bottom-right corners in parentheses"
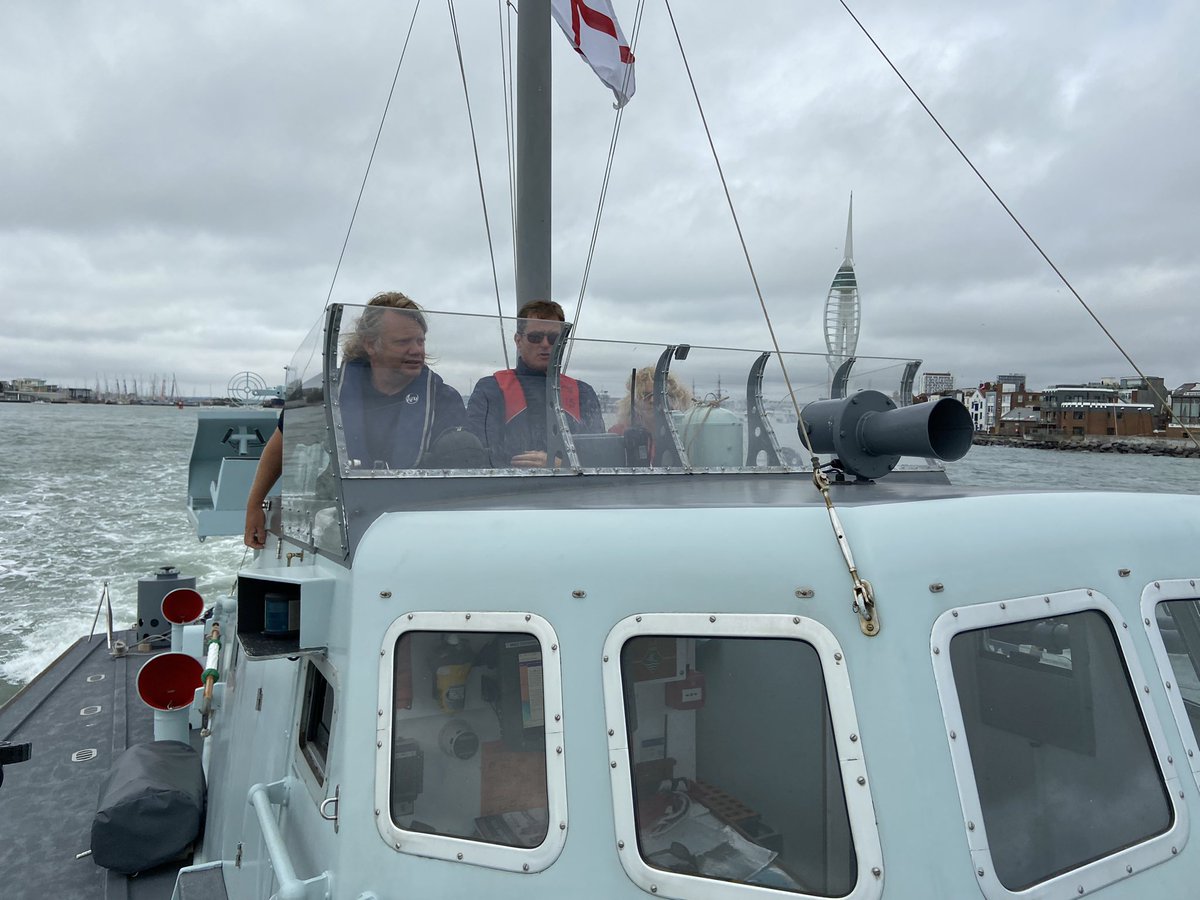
top-left (91, 740), bottom-right (206, 873)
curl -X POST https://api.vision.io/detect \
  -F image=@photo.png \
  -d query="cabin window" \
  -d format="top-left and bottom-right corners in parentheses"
top-left (376, 613), bottom-right (567, 873)
top-left (1147, 593), bottom-right (1200, 784)
top-left (605, 615), bottom-right (882, 900)
top-left (948, 608), bottom-right (1173, 891)
top-left (298, 660), bottom-right (335, 786)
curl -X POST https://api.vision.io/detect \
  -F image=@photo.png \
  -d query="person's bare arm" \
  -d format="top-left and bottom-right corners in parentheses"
top-left (244, 428), bottom-right (283, 549)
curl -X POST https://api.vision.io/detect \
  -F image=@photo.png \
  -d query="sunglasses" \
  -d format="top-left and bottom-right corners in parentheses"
top-left (521, 331), bottom-right (560, 345)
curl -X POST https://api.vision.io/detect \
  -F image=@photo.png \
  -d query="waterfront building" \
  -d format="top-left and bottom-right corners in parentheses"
top-left (1040, 385), bottom-right (1154, 438)
top-left (1169, 383), bottom-right (1200, 431)
top-left (922, 372), bottom-right (954, 396)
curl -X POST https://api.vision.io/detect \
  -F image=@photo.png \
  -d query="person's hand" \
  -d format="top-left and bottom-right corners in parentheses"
top-left (244, 505), bottom-right (267, 549)
top-left (510, 450), bottom-right (549, 468)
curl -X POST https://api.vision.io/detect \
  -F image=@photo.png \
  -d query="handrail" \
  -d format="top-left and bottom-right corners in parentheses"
top-left (247, 778), bottom-right (332, 900)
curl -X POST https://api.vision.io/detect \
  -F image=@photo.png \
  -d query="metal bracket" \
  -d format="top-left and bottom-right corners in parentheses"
top-left (831, 356), bottom-right (856, 400)
top-left (745, 352), bottom-right (783, 466)
top-left (319, 784), bottom-right (341, 833)
top-left (652, 346), bottom-right (690, 468)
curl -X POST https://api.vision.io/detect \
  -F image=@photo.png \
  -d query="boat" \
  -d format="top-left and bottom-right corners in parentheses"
top-left (3, 3), bottom-right (1200, 900)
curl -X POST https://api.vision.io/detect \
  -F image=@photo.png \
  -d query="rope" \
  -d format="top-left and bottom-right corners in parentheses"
top-left (665, 1), bottom-right (878, 635)
top-left (448, 0), bottom-right (510, 367)
top-left (565, 0), bottom-right (647, 371)
top-left (323, 0), bottom-right (423, 309)
top-left (837, 0), bottom-right (1198, 450)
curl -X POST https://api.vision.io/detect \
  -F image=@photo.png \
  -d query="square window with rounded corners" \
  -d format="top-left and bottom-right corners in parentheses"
top-left (602, 614), bottom-right (883, 900)
top-left (1141, 579), bottom-right (1200, 787)
top-left (374, 612), bottom-right (567, 874)
top-left (932, 590), bottom-right (1188, 899)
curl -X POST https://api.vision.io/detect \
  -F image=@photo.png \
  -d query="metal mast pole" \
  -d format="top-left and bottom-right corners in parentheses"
top-left (516, 0), bottom-right (552, 309)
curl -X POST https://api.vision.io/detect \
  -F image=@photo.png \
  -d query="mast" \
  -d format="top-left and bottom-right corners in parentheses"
top-left (515, 0), bottom-right (552, 310)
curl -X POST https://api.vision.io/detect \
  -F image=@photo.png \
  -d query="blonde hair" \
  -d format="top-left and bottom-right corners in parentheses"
top-left (342, 292), bottom-right (427, 362)
top-left (616, 366), bottom-right (692, 424)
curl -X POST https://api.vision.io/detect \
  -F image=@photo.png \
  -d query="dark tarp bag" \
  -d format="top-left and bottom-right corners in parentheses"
top-left (91, 740), bottom-right (206, 873)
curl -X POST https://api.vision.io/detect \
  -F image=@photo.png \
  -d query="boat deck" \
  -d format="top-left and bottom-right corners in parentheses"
top-left (0, 630), bottom-right (189, 899)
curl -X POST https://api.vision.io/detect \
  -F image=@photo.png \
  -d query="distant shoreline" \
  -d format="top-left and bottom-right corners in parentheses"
top-left (974, 433), bottom-right (1200, 458)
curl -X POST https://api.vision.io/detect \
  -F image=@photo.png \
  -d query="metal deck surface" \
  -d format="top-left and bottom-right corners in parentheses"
top-left (0, 630), bottom-right (189, 900)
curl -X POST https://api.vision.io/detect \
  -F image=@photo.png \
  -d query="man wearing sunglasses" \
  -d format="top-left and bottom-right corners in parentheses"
top-left (467, 299), bottom-right (604, 467)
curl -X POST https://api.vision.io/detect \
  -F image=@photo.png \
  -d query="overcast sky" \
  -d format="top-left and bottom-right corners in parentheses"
top-left (1, 0), bottom-right (1195, 397)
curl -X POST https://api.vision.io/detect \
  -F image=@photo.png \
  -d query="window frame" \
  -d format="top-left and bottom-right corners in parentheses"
top-left (294, 654), bottom-right (340, 807)
top-left (1141, 578), bottom-right (1200, 787)
top-left (930, 588), bottom-right (1189, 899)
top-left (373, 611), bottom-right (568, 873)
top-left (601, 612), bottom-right (884, 900)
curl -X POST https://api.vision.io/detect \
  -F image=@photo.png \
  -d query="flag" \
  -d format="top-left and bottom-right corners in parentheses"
top-left (551, 0), bottom-right (636, 108)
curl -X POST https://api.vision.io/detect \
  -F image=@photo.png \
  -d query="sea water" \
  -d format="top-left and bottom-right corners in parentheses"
top-left (1, 402), bottom-right (1197, 706)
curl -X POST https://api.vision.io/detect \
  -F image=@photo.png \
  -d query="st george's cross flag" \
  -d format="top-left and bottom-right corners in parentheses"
top-left (551, 0), bottom-right (636, 107)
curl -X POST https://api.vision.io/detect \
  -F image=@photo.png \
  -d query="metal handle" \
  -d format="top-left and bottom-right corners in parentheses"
top-left (318, 785), bottom-right (340, 833)
top-left (247, 778), bottom-right (331, 900)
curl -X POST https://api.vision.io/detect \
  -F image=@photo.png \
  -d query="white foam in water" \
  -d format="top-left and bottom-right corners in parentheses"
top-left (0, 404), bottom-right (245, 689)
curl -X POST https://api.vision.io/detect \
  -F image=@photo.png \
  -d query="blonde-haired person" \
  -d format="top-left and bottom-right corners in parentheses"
top-left (609, 366), bottom-right (693, 464)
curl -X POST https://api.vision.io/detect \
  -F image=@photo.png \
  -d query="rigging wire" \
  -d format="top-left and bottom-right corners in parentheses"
top-left (836, 0), bottom-right (1198, 449)
top-left (564, 0), bottom-right (648, 371)
top-left (448, 0), bottom-right (510, 367)
top-left (664, 0), bottom-right (879, 636)
top-left (323, 0), bottom-right (424, 309)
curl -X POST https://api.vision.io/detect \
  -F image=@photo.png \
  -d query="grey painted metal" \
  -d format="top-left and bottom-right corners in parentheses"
top-left (745, 352), bottom-right (783, 466)
top-left (515, 0), bottom-right (551, 307)
top-left (546, 322), bottom-right (582, 470)
top-left (898, 360), bottom-right (921, 407)
top-left (830, 357), bottom-right (855, 400)
top-left (930, 589), bottom-right (1190, 899)
top-left (248, 777), bottom-right (332, 900)
top-left (652, 345), bottom-right (690, 469)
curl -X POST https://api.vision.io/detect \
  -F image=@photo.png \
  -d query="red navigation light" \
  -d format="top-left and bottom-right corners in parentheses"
top-left (137, 653), bottom-right (203, 711)
top-left (161, 588), bottom-right (205, 625)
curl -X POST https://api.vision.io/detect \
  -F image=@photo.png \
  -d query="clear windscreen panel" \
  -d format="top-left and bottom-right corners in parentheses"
top-left (322, 303), bottom-right (927, 476)
top-left (280, 310), bottom-right (340, 553)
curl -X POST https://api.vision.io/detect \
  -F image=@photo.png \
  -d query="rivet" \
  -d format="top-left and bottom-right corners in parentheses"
top-left (611, 761), bottom-right (617, 768)
top-left (1167, 682), bottom-right (1173, 689)
top-left (1168, 755), bottom-right (1174, 764)
top-left (395, 842), bottom-right (401, 850)
top-left (709, 615), bottom-right (716, 623)
top-left (525, 614), bottom-right (531, 621)
top-left (407, 614), bottom-right (414, 620)
top-left (871, 867), bottom-right (881, 877)
top-left (1156, 582), bottom-right (1162, 589)
top-left (1144, 685), bottom-right (1151, 693)
top-left (651, 887), bottom-right (657, 894)
top-left (555, 714), bottom-right (561, 722)
top-left (1077, 887), bottom-right (1084, 895)
top-left (559, 822), bottom-right (566, 831)
top-left (635, 616), bottom-right (642, 622)
top-left (523, 863), bottom-right (530, 872)
top-left (1191, 580), bottom-right (1196, 588)
top-left (572, 590), bottom-right (586, 599)
top-left (1172, 846), bottom-right (1178, 855)
top-left (1119, 569), bottom-right (1131, 577)
top-left (551, 644), bottom-right (557, 651)
top-left (377, 740), bottom-right (382, 748)
top-left (933, 647), bottom-right (940, 655)
top-left (930, 583), bottom-right (944, 593)
top-left (999, 602), bottom-right (1006, 609)
top-left (793, 616), bottom-right (801, 624)
top-left (375, 809), bottom-right (380, 816)
top-left (1145, 618), bottom-right (1152, 626)
top-left (465, 613), bottom-right (471, 620)
top-left (556, 746), bottom-right (563, 754)
top-left (608, 729), bottom-right (615, 736)
top-left (967, 821), bottom-right (975, 831)
top-left (856, 776), bottom-right (865, 785)
top-left (850, 734), bottom-right (858, 742)
top-left (603, 655), bottom-right (609, 662)
top-left (457, 852), bottom-right (464, 860)
top-left (1044, 597), bottom-right (1051, 604)
top-left (378, 709), bottom-right (384, 717)
top-left (1189, 749), bottom-right (1194, 758)
top-left (977, 868), bottom-right (985, 877)
top-left (834, 652), bottom-right (843, 661)
top-left (618, 840), bottom-right (625, 849)
top-left (380, 649), bottom-right (385, 657)
top-left (1126, 865), bottom-right (1133, 874)
top-left (379, 591), bottom-right (391, 599)
top-left (952, 610), bottom-right (958, 617)
top-left (1122, 622), bottom-right (1128, 629)
top-left (1086, 590), bottom-right (1094, 597)
top-left (950, 730), bottom-right (957, 739)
